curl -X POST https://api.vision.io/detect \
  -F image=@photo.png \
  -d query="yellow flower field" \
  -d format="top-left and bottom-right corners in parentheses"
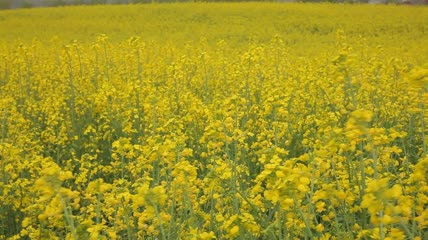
top-left (0, 2), bottom-right (427, 239)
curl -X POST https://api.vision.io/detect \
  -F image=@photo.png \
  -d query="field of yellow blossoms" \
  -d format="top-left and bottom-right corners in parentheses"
top-left (0, 2), bottom-right (427, 239)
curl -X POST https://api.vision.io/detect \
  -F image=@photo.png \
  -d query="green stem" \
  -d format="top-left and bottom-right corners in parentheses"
top-left (59, 194), bottom-right (77, 239)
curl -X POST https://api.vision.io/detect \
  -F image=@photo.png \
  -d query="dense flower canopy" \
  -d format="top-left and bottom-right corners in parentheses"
top-left (0, 3), bottom-right (427, 239)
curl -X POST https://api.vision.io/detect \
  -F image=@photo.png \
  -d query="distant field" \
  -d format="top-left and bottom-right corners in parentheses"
top-left (0, 3), bottom-right (427, 59)
top-left (0, 3), bottom-right (427, 240)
